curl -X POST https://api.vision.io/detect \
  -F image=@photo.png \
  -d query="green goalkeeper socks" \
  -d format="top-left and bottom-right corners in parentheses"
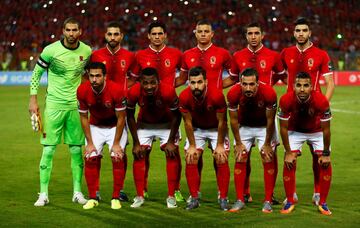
top-left (39, 145), bottom-right (56, 194)
top-left (69, 145), bottom-right (84, 193)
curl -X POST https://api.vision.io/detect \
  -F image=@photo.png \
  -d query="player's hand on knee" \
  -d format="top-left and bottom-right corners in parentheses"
top-left (261, 144), bottom-right (273, 163)
top-left (164, 142), bottom-right (177, 158)
top-left (318, 155), bottom-right (331, 168)
top-left (111, 144), bottom-right (124, 162)
top-left (84, 144), bottom-right (98, 161)
top-left (213, 145), bottom-right (228, 164)
top-left (186, 146), bottom-right (199, 164)
top-left (132, 143), bottom-right (144, 160)
top-left (284, 151), bottom-right (297, 169)
top-left (234, 144), bottom-right (247, 163)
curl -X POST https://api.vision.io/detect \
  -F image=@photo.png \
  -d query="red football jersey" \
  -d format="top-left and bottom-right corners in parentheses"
top-left (278, 91), bottom-right (332, 133)
top-left (179, 86), bottom-right (226, 129)
top-left (127, 82), bottom-right (179, 124)
top-left (230, 45), bottom-right (285, 86)
top-left (227, 83), bottom-right (277, 127)
top-left (77, 80), bottom-right (126, 127)
top-left (281, 43), bottom-right (333, 92)
top-left (91, 46), bottom-right (135, 92)
top-left (181, 44), bottom-right (232, 89)
top-left (131, 46), bottom-right (182, 87)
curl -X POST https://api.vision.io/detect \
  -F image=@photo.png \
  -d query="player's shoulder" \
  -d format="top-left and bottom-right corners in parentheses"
top-left (179, 87), bottom-right (191, 100)
top-left (128, 82), bottom-right (141, 96)
top-left (212, 45), bottom-right (229, 53)
top-left (159, 83), bottom-right (177, 96)
top-left (228, 83), bottom-right (241, 95)
top-left (183, 47), bottom-right (198, 55)
top-left (208, 86), bottom-right (225, 100)
top-left (279, 91), bottom-right (294, 105)
top-left (165, 46), bottom-right (182, 53)
top-left (262, 46), bottom-right (279, 56)
top-left (77, 81), bottom-right (91, 96)
top-left (259, 83), bottom-right (277, 99)
top-left (79, 41), bottom-right (92, 52)
top-left (311, 91), bottom-right (329, 106)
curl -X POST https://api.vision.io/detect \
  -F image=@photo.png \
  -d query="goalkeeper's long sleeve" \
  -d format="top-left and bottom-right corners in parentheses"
top-left (30, 64), bottom-right (46, 95)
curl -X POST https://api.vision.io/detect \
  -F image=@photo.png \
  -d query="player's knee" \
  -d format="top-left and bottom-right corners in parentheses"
top-left (69, 145), bottom-right (82, 154)
top-left (238, 154), bottom-right (248, 163)
top-left (85, 156), bottom-right (101, 167)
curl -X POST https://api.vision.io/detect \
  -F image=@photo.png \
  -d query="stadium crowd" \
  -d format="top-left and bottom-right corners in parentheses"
top-left (1, 0), bottom-right (360, 71)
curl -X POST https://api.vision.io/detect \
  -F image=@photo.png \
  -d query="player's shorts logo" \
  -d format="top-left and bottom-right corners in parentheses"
top-left (210, 56), bottom-right (216, 65)
top-left (165, 59), bottom-right (171, 67)
top-left (121, 60), bottom-right (126, 68)
top-left (260, 60), bottom-right (266, 69)
top-left (308, 58), bottom-right (314, 67)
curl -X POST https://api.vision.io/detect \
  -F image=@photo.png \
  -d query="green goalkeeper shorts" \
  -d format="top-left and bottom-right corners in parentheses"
top-left (40, 108), bottom-right (85, 145)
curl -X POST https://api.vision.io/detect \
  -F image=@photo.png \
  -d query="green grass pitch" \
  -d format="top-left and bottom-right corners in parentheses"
top-left (0, 85), bottom-right (360, 227)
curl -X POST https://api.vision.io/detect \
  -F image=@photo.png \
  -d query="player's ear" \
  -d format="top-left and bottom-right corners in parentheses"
top-left (79, 28), bottom-right (82, 36)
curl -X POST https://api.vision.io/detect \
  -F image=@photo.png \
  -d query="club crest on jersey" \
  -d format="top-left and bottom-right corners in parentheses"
top-left (121, 60), bottom-right (126, 68)
top-left (260, 60), bottom-right (266, 69)
top-left (104, 102), bottom-right (112, 108)
top-left (242, 62), bottom-right (246, 66)
top-left (210, 56), bottom-right (216, 65)
top-left (165, 59), bottom-right (171, 67)
top-left (308, 58), bottom-right (314, 67)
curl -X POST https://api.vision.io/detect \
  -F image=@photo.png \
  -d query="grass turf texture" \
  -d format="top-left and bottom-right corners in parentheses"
top-left (1, 85), bottom-right (360, 227)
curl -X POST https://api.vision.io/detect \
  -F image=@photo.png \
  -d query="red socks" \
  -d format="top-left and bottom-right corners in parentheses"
top-left (263, 161), bottom-right (276, 202)
top-left (112, 158), bottom-right (126, 198)
top-left (283, 162), bottom-right (297, 203)
top-left (186, 164), bottom-right (199, 198)
top-left (216, 163), bottom-right (230, 199)
top-left (234, 162), bottom-right (247, 201)
top-left (133, 158), bottom-right (146, 197)
top-left (319, 164), bottom-right (332, 204)
top-left (85, 157), bottom-right (101, 199)
top-left (144, 150), bottom-right (151, 192)
top-left (312, 153), bottom-right (321, 193)
top-left (166, 153), bottom-right (180, 197)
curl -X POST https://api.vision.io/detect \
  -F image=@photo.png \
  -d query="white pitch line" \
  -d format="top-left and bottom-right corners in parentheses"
top-left (331, 108), bottom-right (360, 115)
top-left (331, 100), bottom-right (360, 105)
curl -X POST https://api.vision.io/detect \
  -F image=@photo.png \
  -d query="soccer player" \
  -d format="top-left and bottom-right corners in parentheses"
top-left (227, 68), bottom-right (278, 213)
top-left (229, 22), bottom-right (285, 204)
top-left (179, 66), bottom-right (230, 211)
top-left (278, 72), bottom-right (332, 215)
top-left (90, 21), bottom-right (135, 202)
top-left (177, 20), bottom-right (234, 89)
top-left (77, 62), bottom-right (127, 210)
top-left (127, 67), bottom-right (182, 208)
top-left (29, 17), bottom-right (91, 206)
top-left (130, 21), bottom-right (184, 201)
top-left (281, 17), bottom-right (335, 204)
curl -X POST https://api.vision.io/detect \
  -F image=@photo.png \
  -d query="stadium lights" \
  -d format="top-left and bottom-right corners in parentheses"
top-left (53, 18), bottom-right (57, 22)
top-left (272, 6), bottom-right (276, 10)
top-left (30, 56), bottom-right (34, 61)
top-left (83, 0), bottom-right (87, 3)
top-left (51, 34), bottom-right (55, 39)
top-left (272, 17), bottom-right (277, 21)
top-left (134, 6), bottom-right (139, 10)
top-left (196, 0), bottom-right (200, 3)
top-left (13, 21), bottom-right (16, 25)
top-left (76, 2), bottom-right (80, 6)
top-left (125, 8), bottom-right (130, 13)
top-left (105, 6), bottom-right (109, 11)
top-left (184, 1), bottom-right (189, 5)
top-left (153, 17), bottom-right (158, 21)
top-left (48, 1), bottom-right (53, 4)
top-left (144, 13), bottom-right (149, 17)
top-left (284, 27), bottom-right (289, 32)
top-left (168, 12), bottom-right (173, 17)
top-left (10, 42), bottom-right (15, 47)
top-left (150, 10), bottom-right (154, 13)
top-left (81, 9), bottom-right (85, 14)
top-left (43, 4), bottom-right (47, 8)
top-left (337, 34), bottom-right (343, 39)
top-left (248, 4), bottom-right (253, 8)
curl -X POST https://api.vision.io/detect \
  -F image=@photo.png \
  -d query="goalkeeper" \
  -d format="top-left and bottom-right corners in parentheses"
top-left (29, 17), bottom-right (91, 206)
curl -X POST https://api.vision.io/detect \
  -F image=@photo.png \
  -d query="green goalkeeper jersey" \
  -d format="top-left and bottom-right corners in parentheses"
top-left (30, 39), bottom-right (91, 110)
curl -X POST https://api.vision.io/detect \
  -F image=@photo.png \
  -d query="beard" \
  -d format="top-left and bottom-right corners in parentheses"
top-left (296, 37), bottom-right (309, 45)
top-left (107, 40), bottom-right (119, 49)
top-left (192, 89), bottom-right (203, 98)
top-left (65, 36), bottom-right (78, 44)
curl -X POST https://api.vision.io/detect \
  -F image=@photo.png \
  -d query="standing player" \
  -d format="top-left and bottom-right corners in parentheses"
top-left (227, 68), bottom-right (278, 213)
top-left (278, 72), bottom-right (332, 215)
top-left (281, 17), bottom-right (334, 204)
top-left (127, 67), bottom-right (182, 208)
top-left (29, 17), bottom-right (91, 206)
top-left (77, 62), bottom-right (127, 210)
top-left (177, 20), bottom-right (234, 89)
top-left (130, 22), bottom-right (184, 201)
top-left (90, 21), bottom-right (135, 201)
top-left (229, 22), bottom-right (285, 204)
top-left (179, 66), bottom-right (230, 211)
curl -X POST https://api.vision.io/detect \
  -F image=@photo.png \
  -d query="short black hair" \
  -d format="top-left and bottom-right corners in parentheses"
top-left (63, 17), bottom-right (80, 29)
top-left (188, 66), bottom-right (206, 80)
top-left (294, 17), bottom-right (310, 29)
top-left (296, 71), bottom-right (311, 81)
top-left (196, 19), bottom-right (213, 30)
top-left (148, 21), bottom-right (167, 34)
top-left (141, 67), bottom-right (159, 80)
top-left (107, 21), bottom-right (122, 31)
top-left (241, 68), bottom-right (258, 81)
top-left (86, 62), bottom-right (106, 75)
top-left (245, 22), bottom-right (262, 33)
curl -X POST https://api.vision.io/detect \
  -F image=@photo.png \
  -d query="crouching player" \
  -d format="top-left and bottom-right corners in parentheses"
top-left (127, 67), bottom-right (182, 208)
top-left (179, 66), bottom-right (230, 211)
top-left (227, 68), bottom-right (278, 213)
top-left (278, 72), bottom-right (332, 215)
top-left (77, 62), bottom-right (127, 210)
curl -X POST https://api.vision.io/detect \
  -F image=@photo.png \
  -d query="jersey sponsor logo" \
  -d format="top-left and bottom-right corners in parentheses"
top-left (191, 58), bottom-right (195, 63)
top-left (308, 58), bottom-right (314, 67)
top-left (290, 59), bottom-right (294, 64)
top-left (121, 60), bottom-right (126, 68)
top-left (165, 59), bottom-right (171, 67)
top-left (260, 60), bottom-right (266, 69)
top-left (242, 62), bottom-right (246, 67)
top-left (210, 56), bottom-right (216, 65)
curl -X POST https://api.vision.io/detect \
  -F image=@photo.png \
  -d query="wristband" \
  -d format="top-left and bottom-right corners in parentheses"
top-left (322, 149), bottom-right (330, 156)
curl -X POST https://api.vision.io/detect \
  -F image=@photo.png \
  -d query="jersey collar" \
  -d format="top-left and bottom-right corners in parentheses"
top-left (149, 45), bottom-right (166, 53)
top-left (247, 44), bottom-right (263, 53)
top-left (106, 44), bottom-right (121, 55)
top-left (60, 39), bottom-right (80, 50)
top-left (197, 43), bottom-right (213, 52)
top-left (296, 42), bottom-right (313, 53)
top-left (92, 81), bottom-right (106, 95)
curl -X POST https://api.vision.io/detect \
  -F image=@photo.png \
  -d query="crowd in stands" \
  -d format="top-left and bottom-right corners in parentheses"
top-left (1, 0), bottom-right (359, 71)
